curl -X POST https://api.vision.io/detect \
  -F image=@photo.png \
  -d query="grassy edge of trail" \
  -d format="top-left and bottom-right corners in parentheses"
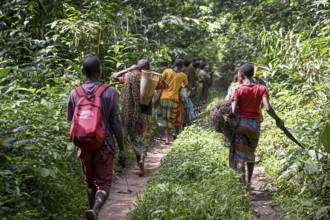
top-left (129, 121), bottom-right (254, 219)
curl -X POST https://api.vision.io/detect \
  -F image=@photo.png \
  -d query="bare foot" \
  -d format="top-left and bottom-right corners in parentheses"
top-left (138, 160), bottom-right (145, 177)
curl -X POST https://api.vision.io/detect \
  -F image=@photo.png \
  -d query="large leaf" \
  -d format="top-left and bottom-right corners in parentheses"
top-left (0, 68), bottom-right (11, 78)
top-left (40, 168), bottom-right (50, 177)
top-left (321, 123), bottom-right (330, 153)
top-left (66, 59), bottom-right (81, 74)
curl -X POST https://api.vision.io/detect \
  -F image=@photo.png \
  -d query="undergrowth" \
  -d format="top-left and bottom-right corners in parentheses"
top-left (129, 125), bottom-right (254, 220)
top-left (0, 74), bottom-right (136, 219)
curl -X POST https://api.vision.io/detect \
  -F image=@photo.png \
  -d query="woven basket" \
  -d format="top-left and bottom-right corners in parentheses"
top-left (140, 70), bottom-right (162, 105)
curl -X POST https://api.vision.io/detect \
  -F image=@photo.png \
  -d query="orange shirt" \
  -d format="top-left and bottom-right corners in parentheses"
top-left (160, 68), bottom-right (188, 100)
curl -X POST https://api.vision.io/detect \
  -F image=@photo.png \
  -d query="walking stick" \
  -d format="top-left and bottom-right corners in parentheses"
top-left (117, 155), bottom-right (132, 194)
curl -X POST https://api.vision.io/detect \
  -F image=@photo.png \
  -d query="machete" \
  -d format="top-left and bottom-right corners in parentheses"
top-left (280, 126), bottom-right (306, 150)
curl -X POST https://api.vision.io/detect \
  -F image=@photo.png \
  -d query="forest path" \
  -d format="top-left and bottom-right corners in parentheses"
top-left (98, 136), bottom-right (171, 220)
top-left (249, 166), bottom-right (282, 220)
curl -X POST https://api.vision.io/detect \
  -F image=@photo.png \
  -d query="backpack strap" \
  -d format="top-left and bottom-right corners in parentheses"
top-left (75, 86), bottom-right (85, 97)
top-left (75, 84), bottom-right (108, 98)
top-left (94, 84), bottom-right (109, 98)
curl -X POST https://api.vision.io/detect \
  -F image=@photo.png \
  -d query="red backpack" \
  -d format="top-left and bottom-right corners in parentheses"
top-left (70, 84), bottom-right (108, 150)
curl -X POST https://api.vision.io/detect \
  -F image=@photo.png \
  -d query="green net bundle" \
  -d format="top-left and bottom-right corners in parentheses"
top-left (209, 100), bottom-right (238, 146)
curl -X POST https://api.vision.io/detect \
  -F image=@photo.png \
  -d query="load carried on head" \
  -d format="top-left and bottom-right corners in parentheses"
top-left (209, 100), bottom-right (238, 146)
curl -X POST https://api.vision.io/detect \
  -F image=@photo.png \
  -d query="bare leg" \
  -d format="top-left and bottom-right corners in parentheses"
top-left (138, 155), bottom-right (145, 177)
top-left (236, 160), bottom-right (246, 187)
top-left (247, 162), bottom-right (255, 185)
top-left (174, 125), bottom-right (180, 137)
top-left (164, 127), bottom-right (170, 144)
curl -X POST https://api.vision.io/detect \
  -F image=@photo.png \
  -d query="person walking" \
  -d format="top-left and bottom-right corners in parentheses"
top-left (67, 56), bottom-right (126, 220)
top-left (112, 60), bottom-right (166, 176)
top-left (157, 59), bottom-right (192, 144)
top-left (230, 63), bottom-right (284, 191)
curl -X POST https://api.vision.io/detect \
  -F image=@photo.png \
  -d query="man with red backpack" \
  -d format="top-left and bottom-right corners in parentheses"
top-left (67, 56), bottom-right (126, 220)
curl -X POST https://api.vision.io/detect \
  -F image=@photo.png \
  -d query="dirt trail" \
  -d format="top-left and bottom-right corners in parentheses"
top-left (249, 166), bottom-right (282, 220)
top-left (98, 137), bottom-right (171, 220)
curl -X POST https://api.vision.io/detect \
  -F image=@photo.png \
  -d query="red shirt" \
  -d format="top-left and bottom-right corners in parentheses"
top-left (232, 84), bottom-right (268, 120)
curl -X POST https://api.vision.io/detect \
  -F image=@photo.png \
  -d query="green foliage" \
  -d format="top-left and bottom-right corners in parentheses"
top-left (1, 0), bottom-right (221, 218)
top-left (257, 17), bottom-right (330, 216)
top-left (1, 0), bottom-right (329, 218)
top-left (321, 123), bottom-right (330, 153)
top-left (210, 1), bottom-right (330, 218)
top-left (0, 73), bottom-right (86, 218)
top-left (130, 126), bottom-right (253, 220)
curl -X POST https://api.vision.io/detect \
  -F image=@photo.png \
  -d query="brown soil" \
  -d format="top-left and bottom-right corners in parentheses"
top-left (98, 137), bottom-right (171, 220)
top-left (249, 166), bottom-right (282, 220)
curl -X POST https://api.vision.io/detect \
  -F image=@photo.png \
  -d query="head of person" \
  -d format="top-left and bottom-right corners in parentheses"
top-left (137, 59), bottom-right (150, 70)
top-left (192, 61), bottom-right (200, 70)
top-left (173, 59), bottom-right (184, 71)
top-left (183, 59), bottom-right (191, 68)
top-left (238, 63), bottom-right (254, 81)
top-left (200, 61), bottom-right (206, 70)
top-left (82, 56), bottom-right (101, 79)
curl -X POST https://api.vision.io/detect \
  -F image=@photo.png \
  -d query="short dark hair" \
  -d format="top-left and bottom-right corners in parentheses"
top-left (183, 59), bottom-right (191, 67)
top-left (137, 59), bottom-right (150, 70)
top-left (192, 61), bottom-right (200, 69)
top-left (239, 63), bottom-right (254, 78)
top-left (174, 59), bottom-right (184, 68)
top-left (82, 56), bottom-right (100, 77)
top-left (200, 61), bottom-right (206, 69)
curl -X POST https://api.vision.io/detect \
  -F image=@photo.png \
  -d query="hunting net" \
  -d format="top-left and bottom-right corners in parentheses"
top-left (209, 100), bottom-right (238, 146)
top-left (121, 69), bottom-right (142, 142)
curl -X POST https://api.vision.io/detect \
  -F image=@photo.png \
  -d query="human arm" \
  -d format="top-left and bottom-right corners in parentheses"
top-left (66, 91), bottom-right (75, 121)
top-left (109, 92), bottom-right (126, 166)
top-left (110, 113), bottom-right (126, 167)
top-left (111, 65), bottom-right (138, 81)
top-left (156, 78), bottom-right (168, 90)
top-left (231, 87), bottom-right (239, 115)
top-left (182, 74), bottom-right (194, 95)
top-left (231, 100), bottom-right (238, 115)
top-left (262, 96), bottom-right (284, 128)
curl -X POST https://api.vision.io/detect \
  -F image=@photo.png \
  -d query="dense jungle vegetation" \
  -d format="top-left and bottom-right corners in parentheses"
top-left (0, 0), bottom-right (329, 219)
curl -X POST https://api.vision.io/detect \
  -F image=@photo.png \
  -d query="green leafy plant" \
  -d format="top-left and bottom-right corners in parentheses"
top-left (130, 125), bottom-right (253, 220)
